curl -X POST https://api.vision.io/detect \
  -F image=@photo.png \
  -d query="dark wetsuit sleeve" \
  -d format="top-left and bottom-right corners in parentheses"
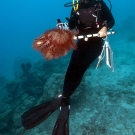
top-left (68, 8), bottom-right (76, 30)
top-left (101, 1), bottom-right (115, 29)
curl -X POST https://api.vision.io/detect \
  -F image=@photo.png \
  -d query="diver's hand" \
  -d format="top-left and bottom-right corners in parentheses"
top-left (98, 26), bottom-right (107, 38)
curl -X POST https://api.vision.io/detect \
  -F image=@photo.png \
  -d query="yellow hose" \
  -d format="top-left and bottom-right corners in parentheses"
top-left (73, 0), bottom-right (79, 11)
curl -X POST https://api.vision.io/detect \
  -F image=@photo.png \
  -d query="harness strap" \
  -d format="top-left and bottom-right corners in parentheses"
top-left (94, 0), bottom-right (102, 27)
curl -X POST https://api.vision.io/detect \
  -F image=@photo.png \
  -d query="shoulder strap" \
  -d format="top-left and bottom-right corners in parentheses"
top-left (94, 0), bottom-right (103, 23)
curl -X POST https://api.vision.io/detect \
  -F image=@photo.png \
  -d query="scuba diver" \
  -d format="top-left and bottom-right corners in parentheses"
top-left (21, 0), bottom-right (115, 134)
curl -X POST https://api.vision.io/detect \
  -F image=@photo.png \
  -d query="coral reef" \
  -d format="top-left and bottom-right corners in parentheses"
top-left (0, 61), bottom-right (49, 134)
top-left (20, 62), bottom-right (32, 76)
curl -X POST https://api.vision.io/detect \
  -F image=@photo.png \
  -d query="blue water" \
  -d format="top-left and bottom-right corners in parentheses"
top-left (0, 0), bottom-right (135, 134)
top-left (0, 0), bottom-right (71, 79)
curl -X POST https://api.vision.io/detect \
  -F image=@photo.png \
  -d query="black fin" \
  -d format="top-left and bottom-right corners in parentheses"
top-left (21, 97), bottom-right (62, 129)
top-left (52, 105), bottom-right (70, 135)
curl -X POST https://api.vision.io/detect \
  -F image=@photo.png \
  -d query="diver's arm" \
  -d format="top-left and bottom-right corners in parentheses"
top-left (68, 8), bottom-right (77, 30)
top-left (98, 1), bottom-right (115, 37)
top-left (101, 1), bottom-right (115, 29)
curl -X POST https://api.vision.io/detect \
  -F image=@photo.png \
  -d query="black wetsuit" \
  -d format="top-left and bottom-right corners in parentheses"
top-left (62, 0), bottom-right (115, 98)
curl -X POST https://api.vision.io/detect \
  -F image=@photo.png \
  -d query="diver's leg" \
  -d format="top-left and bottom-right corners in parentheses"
top-left (62, 62), bottom-right (88, 97)
top-left (52, 38), bottom-right (103, 135)
top-left (62, 38), bottom-right (103, 97)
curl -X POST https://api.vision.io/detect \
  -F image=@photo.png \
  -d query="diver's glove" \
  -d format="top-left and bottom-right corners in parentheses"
top-left (98, 26), bottom-right (108, 38)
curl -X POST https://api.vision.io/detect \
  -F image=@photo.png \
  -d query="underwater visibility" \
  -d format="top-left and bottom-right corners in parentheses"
top-left (0, 0), bottom-right (135, 134)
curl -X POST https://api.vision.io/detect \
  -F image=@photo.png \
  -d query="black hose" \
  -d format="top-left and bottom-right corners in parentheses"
top-left (107, 0), bottom-right (112, 11)
top-left (64, 2), bottom-right (79, 7)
